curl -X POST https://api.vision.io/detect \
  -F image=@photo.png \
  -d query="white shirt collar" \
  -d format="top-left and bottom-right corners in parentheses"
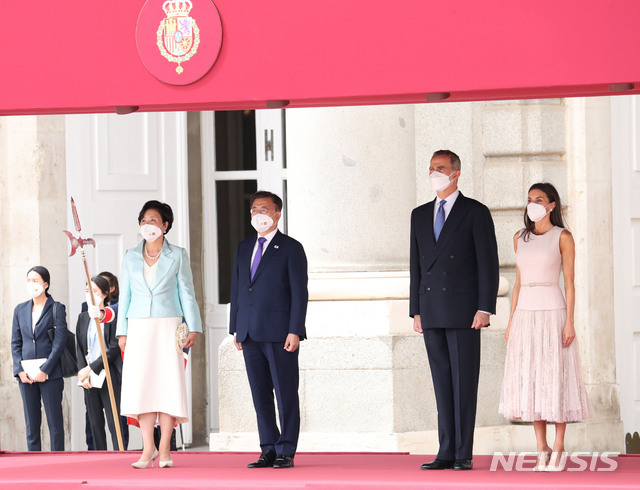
top-left (433, 189), bottom-right (460, 223)
top-left (257, 228), bottom-right (278, 247)
top-left (436, 189), bottom-right (460, 207)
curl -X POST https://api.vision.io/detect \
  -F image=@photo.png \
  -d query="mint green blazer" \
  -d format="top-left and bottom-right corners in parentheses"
top-left (116, 238), bottom-right (202, 336)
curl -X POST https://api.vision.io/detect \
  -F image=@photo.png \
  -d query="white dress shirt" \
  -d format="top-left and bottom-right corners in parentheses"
top-left (250, 228), bottom-right (278, 267)
top-left (433, 189), bottom-right (460, 226)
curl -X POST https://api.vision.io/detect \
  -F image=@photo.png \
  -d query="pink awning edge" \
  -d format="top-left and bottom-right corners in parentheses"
top-left (1, 0), bottom-right (639, 115)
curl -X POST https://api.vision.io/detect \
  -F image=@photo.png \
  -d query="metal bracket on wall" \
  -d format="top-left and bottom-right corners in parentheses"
top-left (265, 129), bottom-right (274, 161)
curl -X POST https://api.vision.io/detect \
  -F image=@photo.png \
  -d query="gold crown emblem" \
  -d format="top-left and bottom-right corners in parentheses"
top-left (162, 0), bottom-right (193, 18)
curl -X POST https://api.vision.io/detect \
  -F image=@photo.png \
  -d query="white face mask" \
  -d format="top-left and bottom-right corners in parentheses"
top-left (251, 213), bottom-right (275, 234)
top-left (429, 170), bottom-right (456, 192)
top-left (86, 292), bottom-right (104, 306)
top-left (26, 282), bottom-right (45, 298)
top-left (526, 202), bottom-right (553, 222)
top-left (140, 224), bottom-right (163, 242)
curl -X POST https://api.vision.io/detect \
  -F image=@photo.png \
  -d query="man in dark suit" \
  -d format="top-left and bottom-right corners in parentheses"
top-left (410, 150), bottom-right (499, 471)
top-left (230, 190), bottom-right (308, 469)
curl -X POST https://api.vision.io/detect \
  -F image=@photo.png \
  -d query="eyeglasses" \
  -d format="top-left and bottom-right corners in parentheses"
top-left (249, 207), bottom-right (278, 215)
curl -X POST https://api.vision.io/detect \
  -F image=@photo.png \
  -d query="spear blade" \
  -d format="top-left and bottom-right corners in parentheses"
top-left (70, 197), bottom-right (82, 233)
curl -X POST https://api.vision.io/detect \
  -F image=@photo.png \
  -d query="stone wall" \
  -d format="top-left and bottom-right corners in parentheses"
top-left (0, 115), bottom-right (69, 451)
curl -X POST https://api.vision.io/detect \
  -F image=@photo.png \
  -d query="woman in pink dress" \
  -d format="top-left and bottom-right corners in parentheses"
top-left (499, 183), bottom-right (593, 471)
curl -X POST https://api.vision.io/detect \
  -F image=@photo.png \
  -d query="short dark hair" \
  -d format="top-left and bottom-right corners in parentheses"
top-left (27, 266), bottom-right (51, 297)
top-left (250, 191), bottom-right (283, 212)
top-left (90, 275), bottom-right (112, 306)
top-left (432, 150), bottom-right (461, 171)
top-left (98, 271), bottom-right (119, 303)
top-left (137, 200), bottom-right (174, 234)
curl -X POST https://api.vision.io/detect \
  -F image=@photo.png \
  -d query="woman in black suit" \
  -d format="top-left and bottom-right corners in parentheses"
top-left (11, 266), bottom-right (68, 451)
top-left (76, 275), bottom-right (124, 450)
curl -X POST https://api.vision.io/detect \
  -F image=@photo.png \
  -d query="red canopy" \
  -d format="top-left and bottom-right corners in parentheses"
top-left (2, 0), bottom-right (639, 115)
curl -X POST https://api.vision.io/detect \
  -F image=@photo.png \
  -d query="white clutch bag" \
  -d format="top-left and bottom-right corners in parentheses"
top-left (175, 322), bottom-right (189, 353)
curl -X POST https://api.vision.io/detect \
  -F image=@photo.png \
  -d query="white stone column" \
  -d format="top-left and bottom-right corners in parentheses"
top-left (0, 115), bottom-right (69, 451)
top-left (286, 104), bottom-right (417, 271)
top-left (565, 97), bottom-right (624, 450)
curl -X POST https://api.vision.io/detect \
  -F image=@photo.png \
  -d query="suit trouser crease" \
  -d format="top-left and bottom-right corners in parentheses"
top-left (19, 377), bottom-right (65, 451)
top-left (242, 336), bottom-right (300, 457)
top-left (424, 328), bottom-right (480, 460)
top-left (85, 372), bottom-right (122, 450)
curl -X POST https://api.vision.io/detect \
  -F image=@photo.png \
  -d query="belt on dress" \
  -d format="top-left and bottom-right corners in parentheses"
top-left (520, 282), bottom-right (557, 287)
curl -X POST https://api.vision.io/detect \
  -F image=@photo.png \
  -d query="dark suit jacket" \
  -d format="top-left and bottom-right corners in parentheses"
top-left (11, 297), bottom-right (68, 379)
top-left (230, 230), bottom-right (308, 343)
top-left (410, 193), bottom-right (499, 329)
top-left (75, 312), bottom-right (122, 375)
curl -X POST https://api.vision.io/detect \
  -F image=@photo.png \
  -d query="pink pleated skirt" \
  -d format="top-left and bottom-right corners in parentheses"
top-left (499, 308), bottom-right (593, 423)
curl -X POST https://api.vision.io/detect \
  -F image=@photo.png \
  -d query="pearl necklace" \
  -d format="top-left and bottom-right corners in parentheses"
top-left (144, 244), bottom-right (161, 260)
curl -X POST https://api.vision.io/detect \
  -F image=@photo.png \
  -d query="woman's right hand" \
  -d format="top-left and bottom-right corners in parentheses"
top-left (18, 371), bottom-right (32, 384)
top-left (504, 323), bottom-right (511, 342)
top-left (118, 335), bottom-right (127, 353)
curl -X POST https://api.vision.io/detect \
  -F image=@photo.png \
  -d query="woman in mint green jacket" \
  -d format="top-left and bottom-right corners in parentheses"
top-left (117, 200), bottom-right (202, 469)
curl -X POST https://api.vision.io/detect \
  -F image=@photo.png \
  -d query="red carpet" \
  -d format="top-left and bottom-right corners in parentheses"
top-left (0, 451), bottom-right (638, 489)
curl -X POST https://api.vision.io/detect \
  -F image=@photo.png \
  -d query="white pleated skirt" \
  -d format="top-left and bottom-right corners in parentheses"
top-left (120, 317), bottom-right (188, 424)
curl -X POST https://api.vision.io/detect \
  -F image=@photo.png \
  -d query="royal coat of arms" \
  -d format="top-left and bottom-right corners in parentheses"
top-left (157, 0), bottom-right (200, 74)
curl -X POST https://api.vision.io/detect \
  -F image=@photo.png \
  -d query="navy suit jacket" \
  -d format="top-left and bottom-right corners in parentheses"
top-left (11, 297), bottom-right (68, 379)
top-left (410, 193), bottom-right (499, 329)
top-left (230, 230), bottom-right (308, 343)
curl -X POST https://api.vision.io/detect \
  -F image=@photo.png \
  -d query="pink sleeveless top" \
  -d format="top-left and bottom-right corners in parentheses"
top-left (515, 226), bottom-right (566, 311)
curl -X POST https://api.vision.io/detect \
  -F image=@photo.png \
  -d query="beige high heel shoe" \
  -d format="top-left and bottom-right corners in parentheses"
top-left (533, 448), bottom-right (552, 471)
top-left (545, 450), bottom-right (566, 472)
top-left (131, 449), bottom-right (159, 469)
top-left (159, 458), bottom-right (174, 468)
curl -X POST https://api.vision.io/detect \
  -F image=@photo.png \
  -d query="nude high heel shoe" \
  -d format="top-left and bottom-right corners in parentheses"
top-left (546, 450), bottom-right (566, 472)
top-left (533, 448), bottom-right (552, 471)
top-left (159, 458), bottom-right (174, 468)
top-left (131, 449), bottom-right (159, 469)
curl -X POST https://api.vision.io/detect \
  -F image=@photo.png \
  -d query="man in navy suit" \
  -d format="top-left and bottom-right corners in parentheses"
top-left (230, 191), bottom-right (308, 469)
top-left (410, 150), bottom-right (499, 471)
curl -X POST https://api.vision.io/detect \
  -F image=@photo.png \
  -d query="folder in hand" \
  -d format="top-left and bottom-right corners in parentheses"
top-left (77, 369), bottom-right (106, 389)
top-left (21, 359), bottom-right (47, 379)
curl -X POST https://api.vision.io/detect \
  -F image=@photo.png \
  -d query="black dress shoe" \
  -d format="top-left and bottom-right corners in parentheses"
top-left (273, 455), bottom-right (294, 468)
top-left (420, 458), bottom-right (454, 470)
top-left (453, 459), bottom-right (473, 470)
top-left (247, 449), bottom-right (277, 468)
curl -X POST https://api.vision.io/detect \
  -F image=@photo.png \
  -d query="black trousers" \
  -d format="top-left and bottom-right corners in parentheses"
top-left (18, 377), bottom-right (65, 451)
top-left (242, 336), bottom-right (300, 457)
top-left (84, 370), bottom-right (125, 450)
top-left (423, 328), bottom-right (481, 461)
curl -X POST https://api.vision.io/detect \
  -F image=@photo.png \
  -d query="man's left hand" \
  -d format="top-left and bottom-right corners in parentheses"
top-left (284, 333), bottom-right (300, 352)
top-left (471, 311), bottom-right (490, 330)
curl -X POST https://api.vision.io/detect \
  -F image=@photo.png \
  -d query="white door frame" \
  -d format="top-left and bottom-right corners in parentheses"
top-left (65, 112), bottom-right (192, 450)
top-left (201, 109), bottom-right (286, 434)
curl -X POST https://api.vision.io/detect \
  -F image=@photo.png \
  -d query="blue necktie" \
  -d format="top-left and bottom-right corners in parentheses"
top-left (434, 200), bottom-right (446, 241)
top-left (251, 237), bottom-right (267, 280)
